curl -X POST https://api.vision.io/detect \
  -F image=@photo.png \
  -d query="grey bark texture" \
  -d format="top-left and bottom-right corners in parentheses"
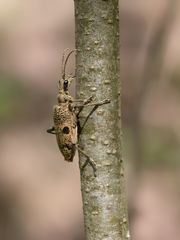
top-left (74, 1), bottom-right (130, 239)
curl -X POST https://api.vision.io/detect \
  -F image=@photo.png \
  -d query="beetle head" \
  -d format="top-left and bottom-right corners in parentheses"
top-left (58, 49), bottom-right (76, 93)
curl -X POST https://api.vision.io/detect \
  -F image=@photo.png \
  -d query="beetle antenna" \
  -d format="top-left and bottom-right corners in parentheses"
top-left (63, 49), bottom-right (76, 79)
top-left (61, 48), bottom-right (70, 80)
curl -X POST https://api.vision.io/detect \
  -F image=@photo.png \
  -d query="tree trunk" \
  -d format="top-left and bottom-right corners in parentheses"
top-left (74, 1), bottom-right (130, 239)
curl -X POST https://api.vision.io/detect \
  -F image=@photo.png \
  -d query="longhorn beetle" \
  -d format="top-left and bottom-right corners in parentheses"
top-left (47, 49), bottom-right (110, 177)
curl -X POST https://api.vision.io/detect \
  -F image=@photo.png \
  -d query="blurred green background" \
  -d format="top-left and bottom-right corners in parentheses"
top-left (0, 0), bottom-right (180, 239)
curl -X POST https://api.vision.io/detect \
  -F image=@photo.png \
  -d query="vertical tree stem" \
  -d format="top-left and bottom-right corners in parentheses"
top-left (74, 1), bottom-right (130, 239)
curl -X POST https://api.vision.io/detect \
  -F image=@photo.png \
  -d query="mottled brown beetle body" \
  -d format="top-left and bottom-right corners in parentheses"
top-left (47, 49), bottom-right (78, 162)
top-left (53, 103), bottom-right (77, 161)
top-left (47, 49), bottom-right (110, 176)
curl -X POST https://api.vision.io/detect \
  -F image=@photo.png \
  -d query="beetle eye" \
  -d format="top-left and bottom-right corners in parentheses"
top-left (64, 80), bottom-right (68, 91)
top-left (62, 126), bottom-right (70, 134)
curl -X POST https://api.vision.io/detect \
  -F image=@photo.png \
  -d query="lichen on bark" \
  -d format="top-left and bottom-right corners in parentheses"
top-left (74, 0), bottom-right (130, 239)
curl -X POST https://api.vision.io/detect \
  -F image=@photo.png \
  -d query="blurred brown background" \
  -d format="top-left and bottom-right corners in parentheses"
top-left (0, 0), bottom-right (180, 239)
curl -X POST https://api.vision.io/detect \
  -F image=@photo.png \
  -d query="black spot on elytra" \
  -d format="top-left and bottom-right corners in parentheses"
top-left (63, 126), bottom-right (70, 134)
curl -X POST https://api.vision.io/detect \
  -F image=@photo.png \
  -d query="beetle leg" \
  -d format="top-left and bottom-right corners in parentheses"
top-left (71, 96), bottom-right (93, 103)
top-left (47, 126), bottom-right (56, 134)
top-left (76, 144), bottom-right (97, 177)
top-left (78, 99), bottom-right (110, 134)
top-left (83, 96), bottom-right (94, 105)
top-left (73, 96), bottom-right (94, 116)
top-left (72, 97), bottom-right (92, 103)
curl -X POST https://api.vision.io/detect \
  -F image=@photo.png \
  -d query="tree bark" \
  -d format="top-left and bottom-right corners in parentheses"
top-left (74, 1), bottom-right (130, 239)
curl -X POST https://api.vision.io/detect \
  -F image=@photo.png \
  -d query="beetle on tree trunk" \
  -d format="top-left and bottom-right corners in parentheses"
top-left (47, 49), bottom-right (110, 176)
